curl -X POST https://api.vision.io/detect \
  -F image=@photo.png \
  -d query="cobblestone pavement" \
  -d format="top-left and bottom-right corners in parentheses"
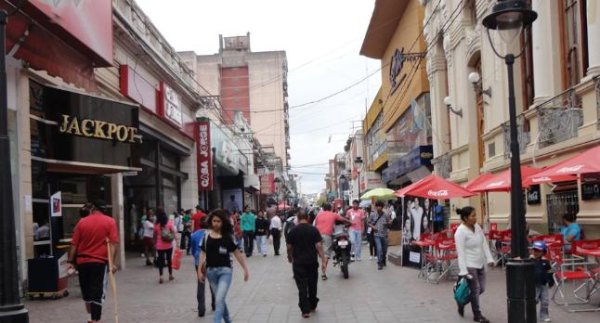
top-left (26, 244), bottom-right (599, 322)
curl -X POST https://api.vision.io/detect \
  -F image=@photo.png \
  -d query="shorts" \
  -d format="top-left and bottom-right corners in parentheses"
top-left (77, 262), bottom-right (108, 305)
top-left (143, 237), bottom-right (154, 249)
top-left (321, 235), bottom-right (333, 258)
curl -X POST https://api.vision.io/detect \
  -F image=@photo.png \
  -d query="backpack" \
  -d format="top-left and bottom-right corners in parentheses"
top-left (453, 277), bottom-right (471, 305)
top-left (161, 226), bottom-right (174, 242)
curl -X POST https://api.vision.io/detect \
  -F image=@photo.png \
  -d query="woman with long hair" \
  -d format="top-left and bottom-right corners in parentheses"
top-left (454, 206), bottom-right (494, 323)
top-left (154, 209), bottom-right (177, 284)
top-left (197, 209), bottom-right (249, 323)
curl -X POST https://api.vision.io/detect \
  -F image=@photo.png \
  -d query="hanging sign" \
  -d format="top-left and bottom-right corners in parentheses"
top-left (51, 191), bottom-right (62, 217)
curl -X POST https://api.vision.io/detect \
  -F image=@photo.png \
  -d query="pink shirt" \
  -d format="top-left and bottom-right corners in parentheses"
top-left (346, 208), bottom-right (366, 231)
top-left (154, 222), bottom-right (176, 250)
top-left (314, 211), bottom-right (345, 235)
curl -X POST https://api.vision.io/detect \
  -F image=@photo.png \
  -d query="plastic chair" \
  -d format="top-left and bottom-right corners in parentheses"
top-left (425, 235), bottom-right (458, 284)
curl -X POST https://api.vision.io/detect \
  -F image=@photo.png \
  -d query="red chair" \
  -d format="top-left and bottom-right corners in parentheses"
top-left (489, 222), bottom-right (498, 232)
top-left (450, 223), bottom-right (459, 233)
top-left (425, 235), bottom-right (458, 284)
top-left (548, 245), bottom-right (596, 308)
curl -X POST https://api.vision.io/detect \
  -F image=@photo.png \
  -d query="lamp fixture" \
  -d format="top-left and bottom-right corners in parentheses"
top-left (468, 72), bottom-right (492, 98)
top-left (444, 96), bottom-right (463, 117)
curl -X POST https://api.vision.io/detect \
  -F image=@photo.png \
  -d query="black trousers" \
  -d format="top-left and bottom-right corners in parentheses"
top-left (180, 231), bottom-right (191, 252)
top-left (77, 262), bottom-right (107, 321)
top-left (367, 233), bottom-right (376, 256)
top-left (243, 231), bottom-right (254, 256)
top-left (157, 248), bottom-right (173, 276)
top-left (271, 229), bottom-right (281, 255)
top-left (293, 263), bottom-right (319, 314)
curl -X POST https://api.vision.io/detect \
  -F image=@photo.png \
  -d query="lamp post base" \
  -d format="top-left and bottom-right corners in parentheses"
top-left (506, 258), bottom-right (537, 323)
top-left (0, 304), bottom-right (29, 323)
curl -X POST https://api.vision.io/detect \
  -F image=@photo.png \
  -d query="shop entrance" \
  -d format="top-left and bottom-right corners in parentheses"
top-left (31, 160), bottom-right (112, 257)
top-left (546, 190), bottom-right (579, 234)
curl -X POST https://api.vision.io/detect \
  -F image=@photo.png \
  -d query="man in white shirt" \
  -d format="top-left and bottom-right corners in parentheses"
top-left (270, 214), bottom-right (283, 256)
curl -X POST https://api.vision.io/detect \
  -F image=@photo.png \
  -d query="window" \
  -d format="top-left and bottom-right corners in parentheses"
top-left (560, 0), bottom-right (589, 89)
top-left (520, 26), bottom-right (535, 108)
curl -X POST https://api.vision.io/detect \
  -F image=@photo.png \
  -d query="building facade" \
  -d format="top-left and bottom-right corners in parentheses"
top-left (180, 34), bottom-right (290, 169)
top-left (424, 0), bottom-right (600, 236)
top-left (359, 0), bottom-right (433, 190)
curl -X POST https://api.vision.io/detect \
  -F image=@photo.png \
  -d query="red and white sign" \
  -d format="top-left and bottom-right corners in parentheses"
top-left (120, 65), bottom-right (159, 113)
top-left (160, 82), bottom-right (183, 128)
top-left (260, 173), bottom-right (275, 195)
top-left (28, 0), bottom-right (113, 66)
top-left (196, 121), bottom-right (213, 191)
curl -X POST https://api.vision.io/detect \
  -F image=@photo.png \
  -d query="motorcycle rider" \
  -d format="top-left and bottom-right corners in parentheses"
top-left (313, 203), bottom-right (351, 280)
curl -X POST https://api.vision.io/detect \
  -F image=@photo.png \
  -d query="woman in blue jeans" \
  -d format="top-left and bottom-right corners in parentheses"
top-left (198, 209), bottom-right (250, 323)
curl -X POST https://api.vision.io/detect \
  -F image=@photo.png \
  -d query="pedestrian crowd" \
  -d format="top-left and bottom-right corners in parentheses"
top-left (64, 198), bottom-right (579, 323)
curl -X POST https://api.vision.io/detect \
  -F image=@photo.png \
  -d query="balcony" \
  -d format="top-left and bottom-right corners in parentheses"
top-left (536, 89), bottom-right (583, 149)
top-left (431, 152), bottom-right (452, 179)
top-left (502, 115), bottom-right (531, 159)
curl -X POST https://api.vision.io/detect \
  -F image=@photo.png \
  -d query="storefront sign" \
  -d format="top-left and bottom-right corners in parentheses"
top-left (389, 48), bottom-right (426, 94)
top-left (581, 173), bottom-right (600, 201)
top-left (58, 114), bottom-right (142, 143)
top-left (196, 121), bottom-right (213, 191)
top-left (383, 145), bottom-right (433, 183)
top-left (526, 185), bottom-right (541, 205)
top-left (28, 0), bottom-right (113, 66)
top-left (260, 173), bottom-right (275, 195)
top-left (30, 83), bottom-right (140, 168)
top-left (161, 83), bottom-right (183, 127)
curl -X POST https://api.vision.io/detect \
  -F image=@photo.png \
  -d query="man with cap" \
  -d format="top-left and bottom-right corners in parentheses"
top-left (67, 199), bottom-right (119, 323)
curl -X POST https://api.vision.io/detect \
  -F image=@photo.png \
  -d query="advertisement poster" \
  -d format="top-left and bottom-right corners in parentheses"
top-left (401, 197), bottom-right (433, 267)
top-left (51, 191), bottom-right (62, 217)
top-left (222, 189), bottom-right (243, 214)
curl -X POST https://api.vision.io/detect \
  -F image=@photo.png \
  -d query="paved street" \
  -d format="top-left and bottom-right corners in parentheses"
top-left (27, 244), bottom-right (599, 323)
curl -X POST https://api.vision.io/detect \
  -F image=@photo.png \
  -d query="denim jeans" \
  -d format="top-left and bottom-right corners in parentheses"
top-left (466, 267), bottom-right (486, 315)
top-left (255, 235), bottom-right (267, 255)
top-left (350, 230), bottom-right (362, 258)
top-left (207, 267), bottom-right (233, 323)
top-left (374, 235), bottom-right (388, 266)
top-left (535, 285), bottom-right (550, 320)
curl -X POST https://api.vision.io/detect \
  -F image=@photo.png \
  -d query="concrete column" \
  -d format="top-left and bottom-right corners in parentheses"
top-left (586, 0), bottom-right (600, 78)
top-left (111, 173), bottom-right (126, 269)
top-left (531, 0), bottom-right (554, 104)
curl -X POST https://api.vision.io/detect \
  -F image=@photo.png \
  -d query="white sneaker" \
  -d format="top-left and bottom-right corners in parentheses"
top-left (542, 319), bottom-right (551, 322)
top-left (356, 257), bottom-right (361, 261)
top-left (369, 256), bottom-right (373, 260)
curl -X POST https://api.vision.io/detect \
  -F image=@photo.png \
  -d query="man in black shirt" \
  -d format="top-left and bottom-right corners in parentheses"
top-left (286, 211), bottom-right (326, 318)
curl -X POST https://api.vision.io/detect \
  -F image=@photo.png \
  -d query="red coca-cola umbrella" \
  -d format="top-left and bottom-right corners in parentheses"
top-left (394, 174), bottom-right (475, 199)
top-left (463, 173), bottom-right (494, 191)
top-left (469, 165), bottom-right (540, 192)
top-left (527, 145), bottom-right (600, 180)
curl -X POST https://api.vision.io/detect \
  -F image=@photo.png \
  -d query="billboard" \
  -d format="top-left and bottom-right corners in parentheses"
top-left (27, 0), bottom-right (113, 65)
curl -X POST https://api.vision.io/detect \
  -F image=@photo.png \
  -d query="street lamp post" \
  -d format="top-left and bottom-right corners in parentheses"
top-left (354, 157), bottom-right (363, 200)
top-left (0, 9), bottom-right (29, 323)
top-left (482, 1), bottom-right (537, 322)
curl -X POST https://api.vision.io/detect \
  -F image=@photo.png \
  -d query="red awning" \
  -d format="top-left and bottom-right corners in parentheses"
top-left (395, 174), bottom-right (475, 199)
top-left (469, 166), bottom-right (541, 193)
top-left (529, 145), bottom-right (600, 180)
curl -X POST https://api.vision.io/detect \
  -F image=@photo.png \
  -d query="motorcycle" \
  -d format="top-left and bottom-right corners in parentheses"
top-left (332, 224), bottom-right (351, 279)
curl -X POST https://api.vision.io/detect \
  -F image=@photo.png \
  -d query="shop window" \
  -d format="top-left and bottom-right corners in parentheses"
top-left (560, 0), bottom-right (589, 89)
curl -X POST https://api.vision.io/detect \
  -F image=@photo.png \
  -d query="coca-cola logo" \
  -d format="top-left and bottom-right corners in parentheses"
top-left (486, 181), bottom-right (506, 188)
top-left (557, 165), bottom-right (583, 173)
top-left (427, 189), bottom-right (448, 197)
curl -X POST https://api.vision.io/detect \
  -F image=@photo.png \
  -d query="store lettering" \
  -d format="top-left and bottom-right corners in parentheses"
top-left (59, 114), bottom-right (142, 143)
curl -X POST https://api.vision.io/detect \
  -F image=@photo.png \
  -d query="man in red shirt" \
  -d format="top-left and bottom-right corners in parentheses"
top-left (67, 199), bottom-right (118, 323)
top-left (192, 205), bottom-right (207, 232)
top-left (313, 203), bottom-right (351, 280)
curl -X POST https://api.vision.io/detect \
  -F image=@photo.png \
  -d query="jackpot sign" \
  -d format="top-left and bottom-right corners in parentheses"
top-left (197, 121), bottom-right (213, 191)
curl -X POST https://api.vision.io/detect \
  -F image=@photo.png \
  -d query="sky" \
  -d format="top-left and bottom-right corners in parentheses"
top-left (135, 0), bottom-right (381, 194)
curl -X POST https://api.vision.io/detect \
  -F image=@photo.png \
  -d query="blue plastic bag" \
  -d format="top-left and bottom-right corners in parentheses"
top-left (453, 276), bottom-right (471, 305)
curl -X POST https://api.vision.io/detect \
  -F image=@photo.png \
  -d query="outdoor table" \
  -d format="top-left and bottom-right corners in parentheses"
top-left (412, 239), bottom-right (435, 280)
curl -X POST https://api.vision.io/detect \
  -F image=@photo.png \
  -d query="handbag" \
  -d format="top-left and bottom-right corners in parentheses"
top-left (172, 248), bottom-right (182, 270)
top-left (453, 276), bottom-right (471, 305)
top-left (161, 226), bottom-right (174, 242)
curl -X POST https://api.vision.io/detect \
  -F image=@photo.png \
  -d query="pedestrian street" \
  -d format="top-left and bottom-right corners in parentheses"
top-left (26, 244), bottom-right (599, 323)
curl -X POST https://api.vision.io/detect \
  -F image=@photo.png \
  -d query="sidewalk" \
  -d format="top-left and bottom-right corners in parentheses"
top-left (25, 245), bottom-right (599, 322)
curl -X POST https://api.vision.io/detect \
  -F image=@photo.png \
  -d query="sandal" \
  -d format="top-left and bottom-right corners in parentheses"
top-left (321, 274), bottom-right (328, 280)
